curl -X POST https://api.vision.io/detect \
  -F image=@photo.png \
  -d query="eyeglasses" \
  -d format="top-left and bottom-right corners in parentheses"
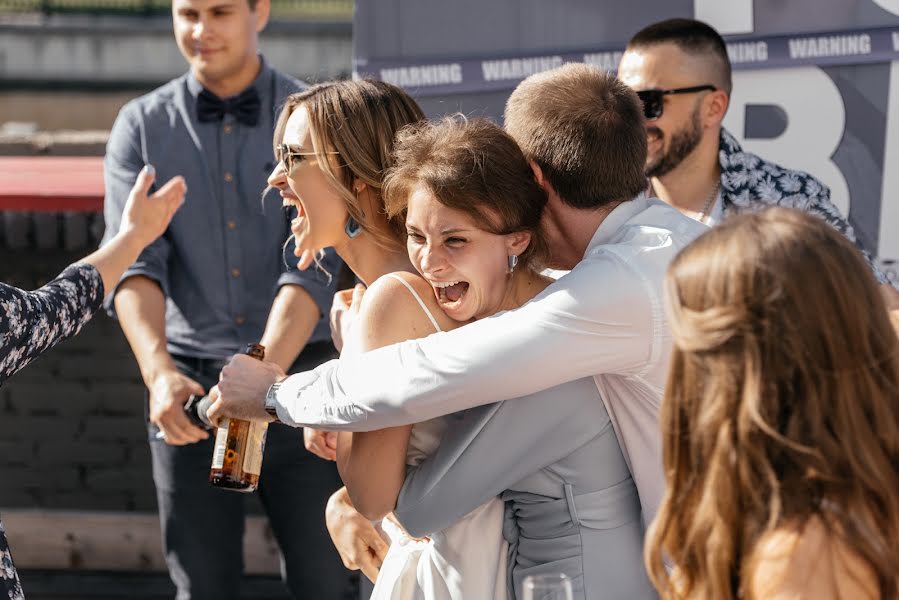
top-left (275, 143), bottom-right (339, 173)
top-left (635, 85), bottom-right (717, 120)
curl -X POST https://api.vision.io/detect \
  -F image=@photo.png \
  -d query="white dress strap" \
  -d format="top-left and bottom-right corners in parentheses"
top-left (385, 273), bottom-right (442, 333)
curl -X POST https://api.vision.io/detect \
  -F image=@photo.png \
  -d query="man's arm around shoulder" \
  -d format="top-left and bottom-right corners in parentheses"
top-left (255, 251), bottom-right (659, 431)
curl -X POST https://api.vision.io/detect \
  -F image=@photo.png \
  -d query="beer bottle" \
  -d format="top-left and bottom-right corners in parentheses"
top-left (209, 343), bottom-right (269, 492)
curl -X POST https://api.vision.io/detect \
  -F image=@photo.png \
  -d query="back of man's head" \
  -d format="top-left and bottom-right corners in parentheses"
top-left (626, 18), bottom-right (732, 95)
top-left (504, 63), bottom-right (647, 209)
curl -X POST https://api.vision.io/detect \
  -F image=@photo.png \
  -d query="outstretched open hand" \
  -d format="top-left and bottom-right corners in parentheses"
top-left (120, 165), bottom-right (186, 248)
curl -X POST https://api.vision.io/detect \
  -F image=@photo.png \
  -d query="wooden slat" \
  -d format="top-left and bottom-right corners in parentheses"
top-left (0, 157), bottom-right (104, 212)
top-left (2, 509), bottom-right (281, 574)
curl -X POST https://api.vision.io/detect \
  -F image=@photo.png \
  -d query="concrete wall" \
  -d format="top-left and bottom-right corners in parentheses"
top-left (1, 18), bottom-right (352, 87)
top-left (0, 17), bottom-right (351, 131)
top-left (0, 91), bottom-right (140, 132)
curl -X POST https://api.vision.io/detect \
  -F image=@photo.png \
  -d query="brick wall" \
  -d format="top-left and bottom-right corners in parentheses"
top-left (0, 244), bottom-right (278, 524)
top-left (0, 247), bottom-right (159, 513)
top-left (0, 144), bottom-right (278, 522)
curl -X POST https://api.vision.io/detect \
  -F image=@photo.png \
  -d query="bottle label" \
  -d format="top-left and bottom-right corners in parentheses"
top-left (241, 421), bottom-right (268, 476)
top-left (211, 421), bottom-right (230, 469)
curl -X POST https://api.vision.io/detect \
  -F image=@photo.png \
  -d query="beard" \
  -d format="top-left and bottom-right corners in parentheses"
top-left (645, 103), bottom-right (703, 178)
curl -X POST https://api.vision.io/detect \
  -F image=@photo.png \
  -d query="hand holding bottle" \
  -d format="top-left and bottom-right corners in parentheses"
top-left (148, 367), bottom-right (208, 445)
top-left (207, 353), bottom-right (286, 426)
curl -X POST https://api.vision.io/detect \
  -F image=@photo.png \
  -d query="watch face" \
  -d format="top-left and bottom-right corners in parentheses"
top-left (265, 384), bottom-right (280, 418)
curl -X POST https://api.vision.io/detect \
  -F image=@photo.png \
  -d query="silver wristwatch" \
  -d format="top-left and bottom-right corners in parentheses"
top-left (264, 382), bottom-right (282, 422)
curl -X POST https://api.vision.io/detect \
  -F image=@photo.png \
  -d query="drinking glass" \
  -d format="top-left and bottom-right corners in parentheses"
top-left (521, 573), bottom-right (574, 600)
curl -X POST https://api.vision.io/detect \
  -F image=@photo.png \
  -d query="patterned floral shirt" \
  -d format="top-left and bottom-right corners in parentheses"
top-left (0, 263), bottom-right (104, 599)
top-left (718, 127), bottom-right (888, 285)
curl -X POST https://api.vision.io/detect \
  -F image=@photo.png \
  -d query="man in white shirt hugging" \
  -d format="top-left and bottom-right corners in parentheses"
top-left (208, 63), bottom-right (708, 526)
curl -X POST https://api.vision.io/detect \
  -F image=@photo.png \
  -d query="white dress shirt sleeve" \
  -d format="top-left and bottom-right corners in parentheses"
top-left (274, 250), bottom-right (657, 431)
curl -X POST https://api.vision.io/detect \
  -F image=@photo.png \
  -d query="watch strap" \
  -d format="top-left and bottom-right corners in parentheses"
top-left (264, 381), bottom-right (282, 422)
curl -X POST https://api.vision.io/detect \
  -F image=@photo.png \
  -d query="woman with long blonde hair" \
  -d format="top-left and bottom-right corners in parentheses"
top-left (647, 207), bottom-right (899, 600)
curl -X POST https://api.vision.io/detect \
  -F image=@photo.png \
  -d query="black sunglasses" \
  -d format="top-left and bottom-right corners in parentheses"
top-left (635, 85), bottom-right (717, 120)
top-left (275, 143), bottom-right (339, 173)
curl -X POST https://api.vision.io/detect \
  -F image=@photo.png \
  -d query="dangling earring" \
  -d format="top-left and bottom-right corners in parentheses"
top-left (507, 255), bottom-right (519, 274)
top-left (345, 216), bottom-right (362, 239)
top-left (346, 183), bottom-right (364, 239)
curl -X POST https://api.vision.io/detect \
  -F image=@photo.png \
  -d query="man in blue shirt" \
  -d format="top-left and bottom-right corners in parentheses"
top-left (101, 0), bottom-right (354, 597)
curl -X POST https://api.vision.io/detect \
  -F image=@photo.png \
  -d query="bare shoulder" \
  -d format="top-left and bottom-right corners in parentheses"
top-left (354, 272), bottom-right (457, 351)
top-left (746, 517), bottom-right (879, 600)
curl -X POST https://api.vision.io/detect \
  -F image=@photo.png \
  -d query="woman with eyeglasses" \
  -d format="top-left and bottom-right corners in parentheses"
top-left (265, 80), bottom-right (518, 598)
top-left (646, 207), bottom-right (899, 600)
top-left (1, 167), bottom-right (184, 599)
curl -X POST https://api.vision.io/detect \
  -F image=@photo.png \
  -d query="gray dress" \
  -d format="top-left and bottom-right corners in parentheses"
top-left (393, 376), bottom-right (656, 600)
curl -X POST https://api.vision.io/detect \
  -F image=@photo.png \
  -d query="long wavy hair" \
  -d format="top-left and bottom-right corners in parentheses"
top-left (646, 207), bottom-right (899, 599)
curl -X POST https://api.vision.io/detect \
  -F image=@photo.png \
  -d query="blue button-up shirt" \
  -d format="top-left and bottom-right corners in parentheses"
top-left (102, 57), bottom-right (339, 359)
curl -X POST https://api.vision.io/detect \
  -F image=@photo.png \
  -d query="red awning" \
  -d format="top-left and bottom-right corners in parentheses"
top-left (0, 156), bottom-right (104, 212)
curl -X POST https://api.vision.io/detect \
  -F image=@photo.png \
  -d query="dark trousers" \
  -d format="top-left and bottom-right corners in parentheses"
top-left (147, 345), bottom-right (357, 600)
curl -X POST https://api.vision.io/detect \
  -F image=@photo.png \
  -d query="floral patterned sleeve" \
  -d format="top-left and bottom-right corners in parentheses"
top-left (1, 263), bottom-right (103, 598)
top-left (1, 520), bottom-right (24, 600)
top-left (790, 182), bottom-right (889, 286)
top-left (0, 263), bottom-right (104, 386)
top-left (718, 127), bottom-right (891, 288)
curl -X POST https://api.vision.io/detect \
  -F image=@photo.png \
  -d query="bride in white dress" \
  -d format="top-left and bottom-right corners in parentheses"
top-left (334, 117), bottom-right (552, 600)
top-left (343, 271), bottom-right (509, 600)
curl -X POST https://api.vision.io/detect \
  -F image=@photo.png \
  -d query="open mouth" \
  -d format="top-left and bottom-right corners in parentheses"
top-left (431, 280), bottom-right (470, 308)
top-left (282, 194), bottom-right (307, 232)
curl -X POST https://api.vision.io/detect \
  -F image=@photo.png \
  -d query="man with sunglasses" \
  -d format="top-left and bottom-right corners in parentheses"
top-left (101, 0), bottom-right (354, 598)
top-left (618, 18), bottom-right (896, 301)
